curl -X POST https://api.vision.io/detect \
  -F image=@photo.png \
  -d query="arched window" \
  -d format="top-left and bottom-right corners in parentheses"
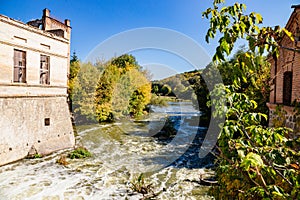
top-left (283, 71), bottom-right (293, 106)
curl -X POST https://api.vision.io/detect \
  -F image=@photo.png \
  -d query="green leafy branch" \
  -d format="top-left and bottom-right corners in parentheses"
top-left (204, 1), bottom-right (300, 199)
top-left (203, 1), bottom-right (293, 62)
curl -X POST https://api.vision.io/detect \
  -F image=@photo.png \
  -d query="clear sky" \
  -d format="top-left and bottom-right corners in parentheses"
top-left (0, 0), bottom-right (298, 79)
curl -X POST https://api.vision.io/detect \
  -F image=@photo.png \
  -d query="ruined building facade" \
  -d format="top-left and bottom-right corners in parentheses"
top-left (0, 9), bottom-right (75, 165)
top-left (267, 5), bottom-right (300, 137)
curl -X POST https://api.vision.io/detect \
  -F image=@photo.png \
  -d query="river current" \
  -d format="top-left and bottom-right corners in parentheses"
top-left (0, 102), bottom-right (215, 200)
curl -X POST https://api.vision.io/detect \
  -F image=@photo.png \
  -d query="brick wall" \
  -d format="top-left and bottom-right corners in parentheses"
top-left (269, 8), bottom-right (300, 105)
top-left (268, 6), bottom-right (300, 131)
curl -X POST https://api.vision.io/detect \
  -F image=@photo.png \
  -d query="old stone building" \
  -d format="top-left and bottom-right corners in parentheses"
top-left (267, 5), bottom-right (300, 136)
top-left (0, 9), bottom-right (75, 165)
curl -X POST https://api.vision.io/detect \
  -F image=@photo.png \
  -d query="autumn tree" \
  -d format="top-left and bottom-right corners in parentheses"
top-left (72, 62), bottom-right (100, 124)
top-left (68, 52), bottom-right (80, 112)
top-left (94, 54), bottom-right (151, 122)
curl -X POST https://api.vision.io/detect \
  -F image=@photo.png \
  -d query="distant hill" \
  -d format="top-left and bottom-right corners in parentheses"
top-left (151, 69), bottom-right (202, 100)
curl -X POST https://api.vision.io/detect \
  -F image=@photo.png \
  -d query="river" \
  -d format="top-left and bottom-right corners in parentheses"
top-left (0, 101), bottom-right (215, 200)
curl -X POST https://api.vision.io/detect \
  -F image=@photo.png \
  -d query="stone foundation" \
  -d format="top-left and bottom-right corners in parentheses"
top-left (267, 103), bottom-right (300, 138)
top-left (0, 96), bottom-right (75, 166)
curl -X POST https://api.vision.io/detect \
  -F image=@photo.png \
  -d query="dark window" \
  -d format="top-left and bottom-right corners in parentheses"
top-left (283, 71), bottom-right (293, 106)
top-left (295, 27), bottom-right (300, 42)
top-left (44, 118), bottom-right (50, 126)
top-left (40, 55), bottom-right (50, 84)
top-left (13, 49), bottom-right (26, 83)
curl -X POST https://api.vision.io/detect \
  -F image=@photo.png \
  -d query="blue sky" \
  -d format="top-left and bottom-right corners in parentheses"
top-left (0, 0), bottom-right (298, 79)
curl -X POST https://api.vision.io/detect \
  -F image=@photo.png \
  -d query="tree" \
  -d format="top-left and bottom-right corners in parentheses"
top-left (128, 69), bottom-right (151, 116)
top-left (111, 54), bottom-right (139, 70)
top-left (94, 64), bottom-right (120, 122)
top-left (218, 49), bottom-right (270, 118)
top-left (203, 1), bottom-right (300, 199)
top-left (94, 54), bottom-right (151, 122)
top-left (68, 52), bottom-right (80, 111)
top-left (72, 62), bottom-right (100, 124)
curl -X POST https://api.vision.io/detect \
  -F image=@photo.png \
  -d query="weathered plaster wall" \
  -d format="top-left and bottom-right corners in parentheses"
top-left (0, 97), bottom-right (74, 166)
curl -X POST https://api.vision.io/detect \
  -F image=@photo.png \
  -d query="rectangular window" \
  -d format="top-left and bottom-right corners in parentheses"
top-left (13, 49), bottom-right (26, 83)
top-left (44, 118), bottom-right (50, 126)
top-left (40, 55), bottom-right (50, 84)
top-left (283, 71), bottom-right (293, 106)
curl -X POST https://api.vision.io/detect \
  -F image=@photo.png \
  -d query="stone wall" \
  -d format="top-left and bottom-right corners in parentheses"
top-left (267, 103), bottom-right (300, 138)
top-left (0, 96), bottom-right (75, 166)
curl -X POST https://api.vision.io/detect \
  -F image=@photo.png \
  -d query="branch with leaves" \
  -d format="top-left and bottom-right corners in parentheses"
top-left (203, 1), bottom-right (293, 62)
top-left (203, 1), bottom-right (300, 199)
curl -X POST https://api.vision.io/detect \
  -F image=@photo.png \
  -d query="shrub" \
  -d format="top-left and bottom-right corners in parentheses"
top-left (68, 146), bottom-right (92, 159)
top-left (209, 87), bottom-right (300, 199)
top-left (149, 94), bottom-right (168, 107)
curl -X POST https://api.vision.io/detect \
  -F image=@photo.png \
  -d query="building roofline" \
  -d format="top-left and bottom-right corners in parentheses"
top-left (286, 5), bottom-right (300, 29)
top-left (46, 15), bottom-right (71, 29)
top-left (0, 14), bottom-right (69, 43)
top-left (291, 4), bottom-right (300, 9)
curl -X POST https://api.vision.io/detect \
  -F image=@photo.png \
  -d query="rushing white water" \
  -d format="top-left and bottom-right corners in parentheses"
top-left (0, 102), bottom-right (215, 200)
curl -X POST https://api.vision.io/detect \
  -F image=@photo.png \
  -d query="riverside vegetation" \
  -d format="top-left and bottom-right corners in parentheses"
top-left (202, 1), bottom-right (300, 199)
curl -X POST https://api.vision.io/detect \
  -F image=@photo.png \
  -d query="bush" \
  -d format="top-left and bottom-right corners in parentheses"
top-left (68, 146), bottom-right (92, 159)
top-left (149, 94), bottom-right (168, 107)
top-left (209, 87), bottom-right (300, 199)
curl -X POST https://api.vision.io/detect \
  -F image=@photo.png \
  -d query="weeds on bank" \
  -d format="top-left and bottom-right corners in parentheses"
top-left (129, 173), bottom-right (157, 199)
top-left (56, 146), bottom-right (92, 166)
top-left (68, 146), bottom-right (92, 159)
top-left (56, 154), bottom-right (69, 166)
top-left (27, 153), bottom-right (43, 159)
